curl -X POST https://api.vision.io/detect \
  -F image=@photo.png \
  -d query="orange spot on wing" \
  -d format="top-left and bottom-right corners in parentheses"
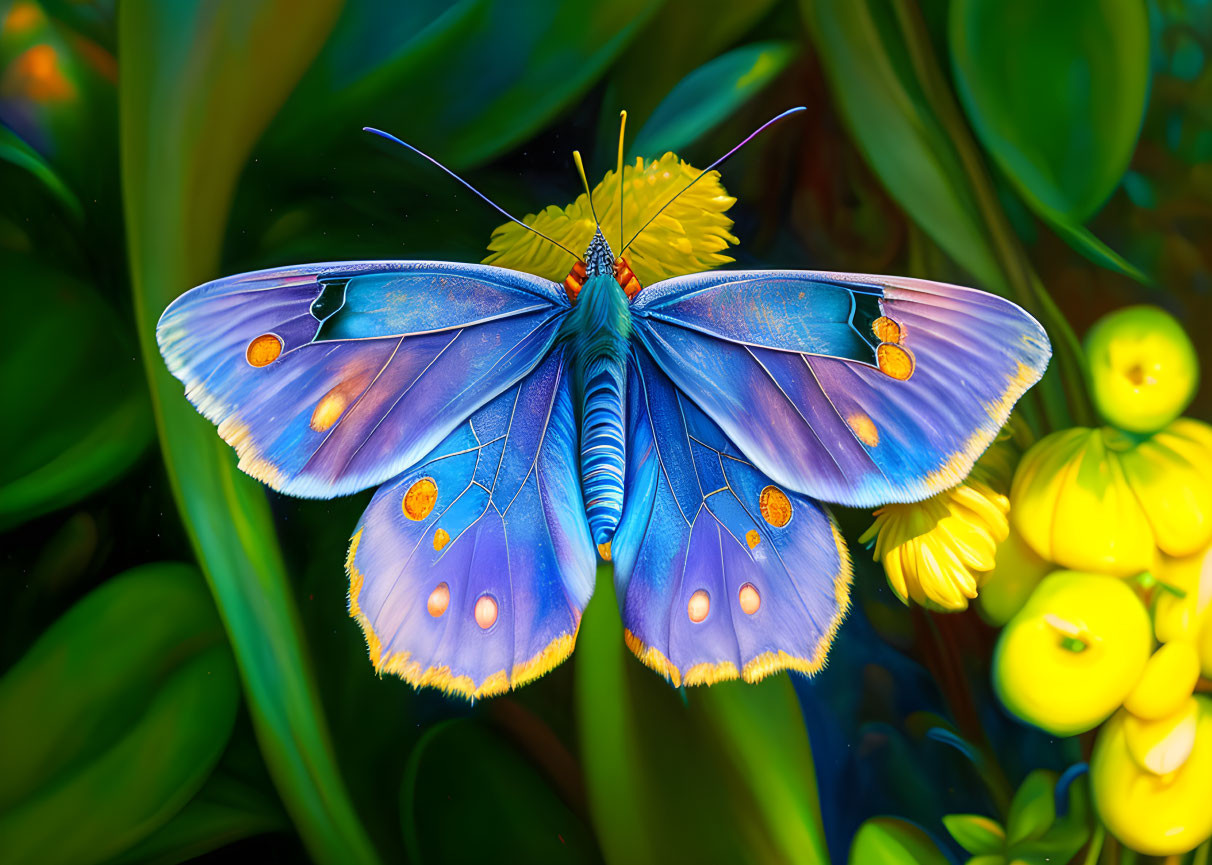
top-left (759, 486), bottom-right (792, 527)
top-left (427, 582), bottom-right (450, 617)
top-left (872, 316), bottom-right (902, 343)
top-left (402, 478), bottom-right (438, 521)
top-left (847, 412), bottom-right (879, 446)
top-left (245, 333), bottom-right (282, 367)
top-left (745, 529), bottom-right (761, 549)
top-left (877, 343), bottom-right (915, 380)
top-left (687, 589), bottom-right (710, 623)
top-left (310, 386), bottom-right (350, 431)
top-left (433, 528), bottom-right (450, 551)
top-left (739, 583), bottom-right (761, 615)
top-left (475, 594), bottom-right (499, 629)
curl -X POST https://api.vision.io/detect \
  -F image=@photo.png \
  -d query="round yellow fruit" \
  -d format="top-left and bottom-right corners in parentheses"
top-left (994, 571), bottom-right (1152, 736)
top-left (1084, 305), bottom-right (1199, 434)
top-left (1092, 697), bottom-right (1212, 856)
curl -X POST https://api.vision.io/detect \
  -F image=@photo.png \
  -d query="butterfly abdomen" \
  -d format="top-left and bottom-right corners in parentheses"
top-left (559, 273), bottom-right (631, 548)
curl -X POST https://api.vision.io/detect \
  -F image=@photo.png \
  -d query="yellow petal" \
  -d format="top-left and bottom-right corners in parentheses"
top-left (1119, 419), bottom-right (1212, 557)
top-left (1123, 641), bottom-right (1201, 720)
top-left (1123, 697), bottom-right (1200, 775)
top-left (483, 153), bottom-right (738, 286)
top-left (1092, 698), bottom-right (1212, 856)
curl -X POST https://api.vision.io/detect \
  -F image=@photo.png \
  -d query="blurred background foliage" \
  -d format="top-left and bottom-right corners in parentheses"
top-left (1, 0), bottom-right (1208, 863)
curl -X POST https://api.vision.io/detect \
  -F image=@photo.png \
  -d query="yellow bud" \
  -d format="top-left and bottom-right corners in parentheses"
top-left (1124, 641), bottom-right (1200, 720)
top-left (976, 526), bottom-right (1052, 626)
top-left (994, 571), bottom-right (1152, 736)
top-left (1124, 697), bottom-right (1199, 775)
top-left (1154, 545), bottom-right (1212, 650)
top-left (1117, 419), bottom-right (1212, 557)
top-left (1092, 697), bottom-right (1212, 856)
top-left (1011, 428), bottom-right (1153, 576)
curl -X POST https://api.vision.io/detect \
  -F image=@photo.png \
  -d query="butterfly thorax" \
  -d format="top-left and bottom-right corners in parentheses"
top-left (558, 230), bottom-right (631, 550)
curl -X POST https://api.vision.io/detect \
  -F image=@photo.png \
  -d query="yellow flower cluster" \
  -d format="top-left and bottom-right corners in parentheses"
top-left (987, 306), bottom-right (1212, 855)
top-left (484, 153), bottom-right (738, 287)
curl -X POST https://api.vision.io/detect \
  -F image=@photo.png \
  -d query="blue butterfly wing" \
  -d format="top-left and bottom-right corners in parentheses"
top-left (612, 348), bottom-right (851, 686)
top-left (631, 270), bottom-right (1050, 507)
top-left (346, 349), bottom-right (595, 699)
top-left (157, 261), bottom-right (568, 498)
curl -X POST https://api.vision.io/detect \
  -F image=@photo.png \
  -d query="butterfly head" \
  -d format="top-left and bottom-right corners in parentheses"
top-left (584, 227), bottom-right (614, 277)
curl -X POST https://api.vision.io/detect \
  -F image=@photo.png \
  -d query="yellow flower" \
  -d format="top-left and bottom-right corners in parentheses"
top-left (1154, 543), bottom-right (1212, 678)
top-left (1092, 696), bottom-right (1212, 856)
top-left (483, 153), bottom-right (738, 287)
top-left (860, 425), bottom-right (1024, 611)
top-left (1010, 419), bottom-right (1212, 576)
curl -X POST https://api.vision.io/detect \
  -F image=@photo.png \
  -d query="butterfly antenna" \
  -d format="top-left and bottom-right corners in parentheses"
top-left (572, 149), bottom-right (601, 230)
top-left (620, 106), bottom-right (807, 255)
top-left (616, 110), bottom-right (627, 253)
top-left (363, 127), bottom-right (579, 261)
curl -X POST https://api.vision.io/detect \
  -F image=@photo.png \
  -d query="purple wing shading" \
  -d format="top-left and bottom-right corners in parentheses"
top-left (631, 270), bottom-right (1050, 508)
top-left (346, 349), bottom-right (595, 700)
top-left (156, 260), bottom-right (568, 499)
top-left (611, 348), bottom-right (851, 687)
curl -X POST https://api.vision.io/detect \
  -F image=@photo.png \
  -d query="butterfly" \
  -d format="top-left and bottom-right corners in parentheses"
top-left (157, 108), bottom-right (1051, 699)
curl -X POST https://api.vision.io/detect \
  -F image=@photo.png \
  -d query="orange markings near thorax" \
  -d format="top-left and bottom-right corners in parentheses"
top-left (563, 257), bottom-right (643, 303)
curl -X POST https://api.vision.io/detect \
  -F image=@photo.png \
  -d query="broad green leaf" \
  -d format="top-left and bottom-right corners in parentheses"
top-left (597, 0), bottom-right (779, 146)
top-left (0, 564), bottom-right (238, 865)
top-left (576, 568), bottom-right (829, 865)
top-left (848, 817), bottom-right (950, 865)
top-left (0, 253), bottom-right (152, 529)
top-left (949, 0), bottom-right (1150, 224)
top-left (1005, 770), bottom-right (1056, 847)
top-left (800, 0), bottom-right (1005, 292)
top-left (118, 3), bottom-right (380, 864)
top-left (1013, 773), bottom-right (1091, 864)
top-left (400, 720), bottom-right (600, 864)
top-left (949, 0), bottom-right (1150, 282)
top-left (631, 41), bottom-right (798, 157)
top-left (943, 814), bottom-right (1006, 856)
top-left (270, 0), bottom-right (662, 169)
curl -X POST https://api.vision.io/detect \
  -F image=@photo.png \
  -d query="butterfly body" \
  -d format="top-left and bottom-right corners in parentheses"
top-left (560, 230), bottom-right (633, 546)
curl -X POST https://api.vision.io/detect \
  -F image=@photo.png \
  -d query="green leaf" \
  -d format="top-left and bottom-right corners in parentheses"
top-left (800, 0), bottom-right (1005, 292)
top-left (943, 814), bottom-right (1006, 856)
top-left (105, 770), bottom-right (285, 865)
top-left (594, 0), bottom-right (779, 162)
top-left (631, 41), bottom-right (797, 156)
top-left (949, 0), bottom-right (1150, 281)
top-left (1038, 207), bottom-right (1150, 284)
top-left (576, 567), bottom-right (829, 865)
top-left (0, 127), bottom-right (84, 220)
top-left (270, 0), bottom-right (662, 169)
top-left (1005, 770), bottom-right (1056, 847)
top-left (848, 817), bottom-right (950, 865)
top-left (0, 254), bottom-right (152, 529)
top-left (0, 564), bottom-right (239, 865)
top-left (118, 3), bottom-right (381, 864)
top-left (1012, 772), bottom-right (1091, 864)
top-left (401, 720), bottom-right (599, 864)
top-left (950, 0), bottom-right (1150, 224)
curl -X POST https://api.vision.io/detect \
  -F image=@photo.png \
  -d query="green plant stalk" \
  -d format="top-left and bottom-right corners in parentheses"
top-left (890, 0), bottom-right (1094, 430)
top-left (1083, 823), bottom-right (1106, 865)
top-left (119, 3), bottom-right (379, 864)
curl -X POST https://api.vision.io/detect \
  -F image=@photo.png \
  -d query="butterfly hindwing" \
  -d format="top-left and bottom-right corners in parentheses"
top-left (612, 348), bottom-right (851, 687)
top-left (156, 261), bottom-right (568, 499)
top-left (631, 270), bottom-right (1050, 508)
top-left (346, 349), bottom-right (595, 699)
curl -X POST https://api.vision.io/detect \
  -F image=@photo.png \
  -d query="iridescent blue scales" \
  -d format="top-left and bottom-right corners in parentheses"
top-left (158, 238), bottom-right (1050, 698)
